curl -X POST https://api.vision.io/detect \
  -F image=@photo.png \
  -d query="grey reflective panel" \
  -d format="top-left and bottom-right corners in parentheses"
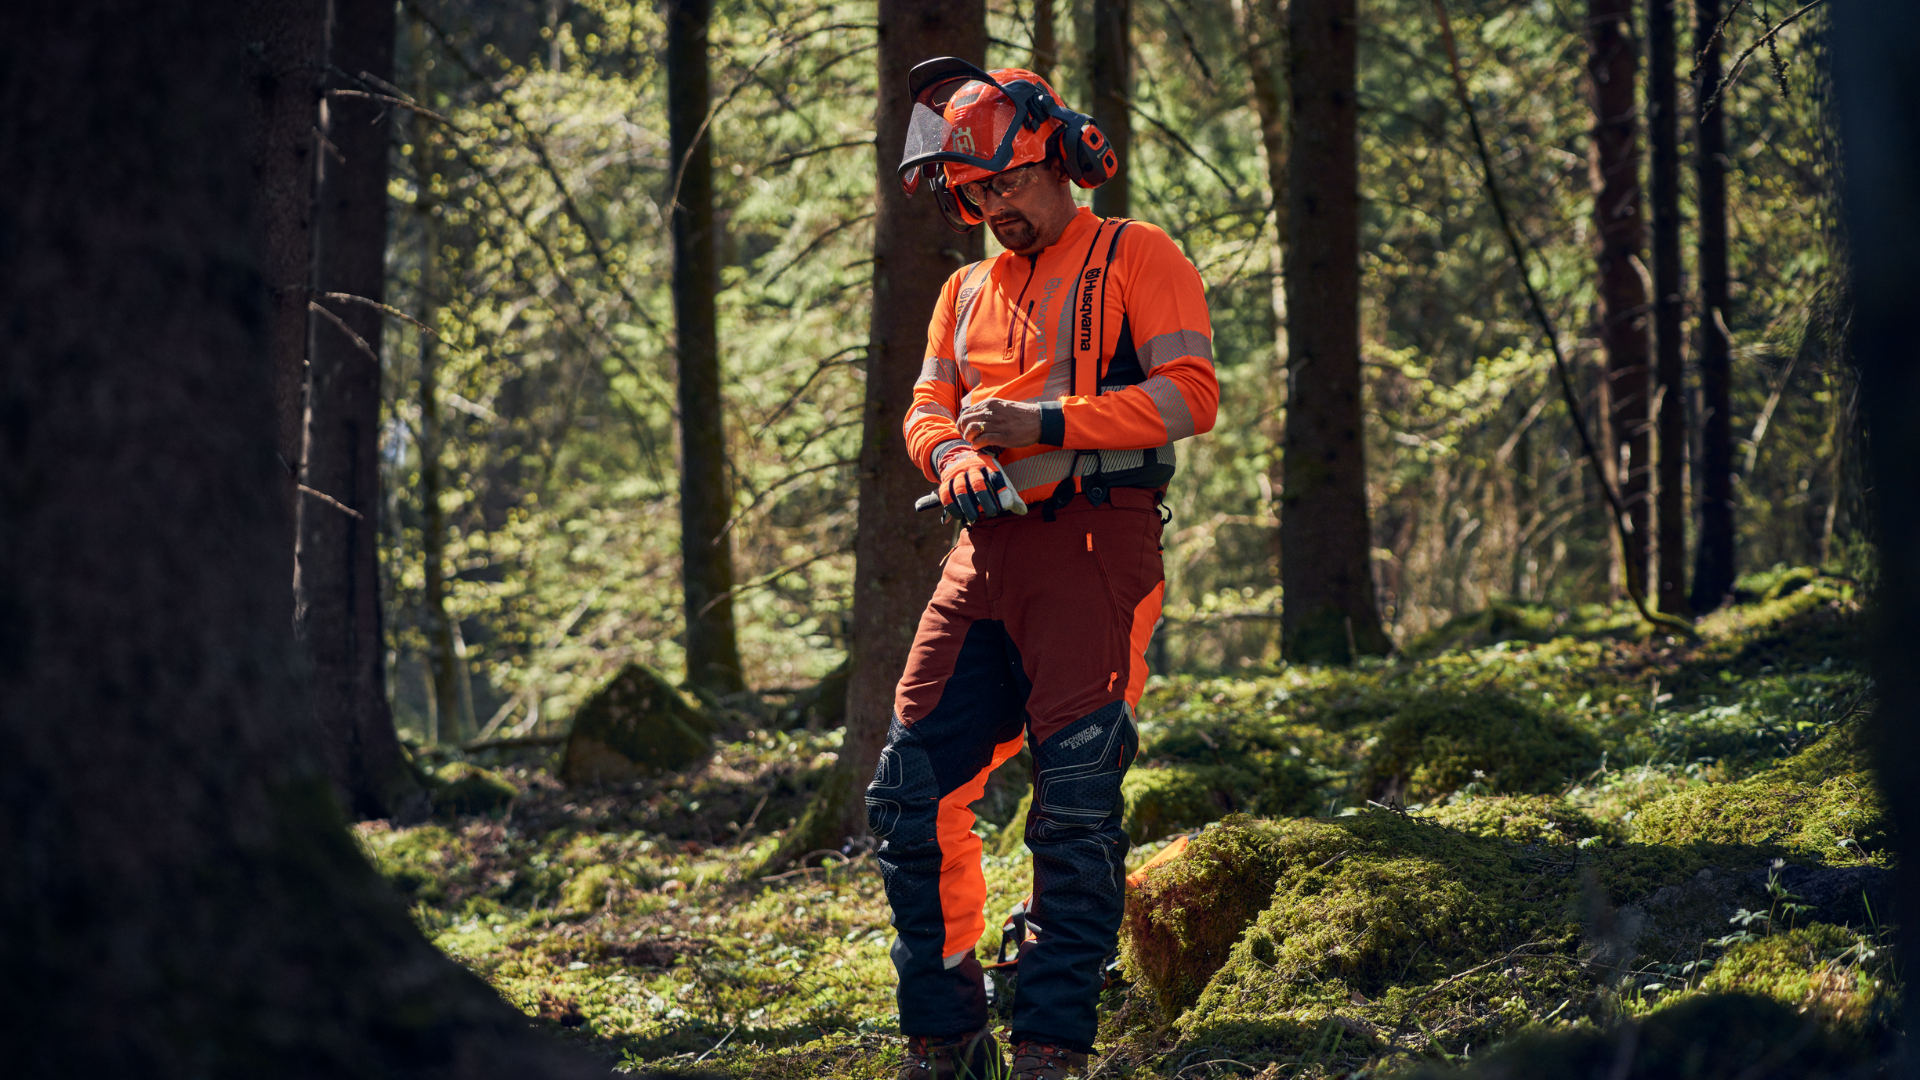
top-left (1139, 329), bottom-right (1213, 371)
top-left (1142, 375), bottom-right (1195, 441)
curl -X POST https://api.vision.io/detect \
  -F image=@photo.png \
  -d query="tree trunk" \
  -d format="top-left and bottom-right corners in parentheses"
top-left (301, 0), bottom-right (424, 820)
top-left (1030, 0), bottom-right (1056, 81)
top-left (239, 0), bottom-right (324, 562)
top-left (1586, 0), bottom-right (1652, 600)
top-left (0, 3), bottom-right (607, 1073)
top-left (667, 0), bottom-right (745, 699)
top-left (1690, 0), bottom-right (1735, 612)
top-left (413, 38), bottom-right (462, 744)
top-left (1832, 0), bottom-right (1920, 1062)
top-left (1241, 0), bottom-right (1290, 589)
top-left (1648, 0), bottom-right (1689, 616)
top-left (1279, 0), bottom-right (1391, 663)
top-left (763, 0), bottom-right (984, 871)
top-left (1090, 0), bottom-right (1131, 219)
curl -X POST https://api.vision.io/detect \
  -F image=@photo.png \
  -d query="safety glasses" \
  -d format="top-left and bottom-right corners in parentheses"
top-left (957, 162), bottom-right (1047, 204)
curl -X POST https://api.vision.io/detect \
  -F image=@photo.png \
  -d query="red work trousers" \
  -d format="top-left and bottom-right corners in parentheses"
top-left (866, 488), bottom-right (1165, 1053)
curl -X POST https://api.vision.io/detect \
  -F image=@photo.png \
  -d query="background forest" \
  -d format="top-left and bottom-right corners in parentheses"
top-left (378, 0), bottom-right (1856, 746)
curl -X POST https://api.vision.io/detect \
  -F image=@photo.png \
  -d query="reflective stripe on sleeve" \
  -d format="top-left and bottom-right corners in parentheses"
top-left (1139, 329), bottom-right (1213, 372)
top-left (1141, 375), bottom-right (1196, 441)
top-left (917, 356), bottom-right (961, 387)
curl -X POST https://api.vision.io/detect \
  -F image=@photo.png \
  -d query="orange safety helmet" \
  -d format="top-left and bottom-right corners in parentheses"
top-left (898, 57), bottom-right (1118, 232)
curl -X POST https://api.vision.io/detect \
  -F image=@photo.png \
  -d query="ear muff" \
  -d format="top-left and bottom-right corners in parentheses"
top-left (1045, 107), bottom-right (1119, 189)
top-left (928, 170), bottom-right (985, 232)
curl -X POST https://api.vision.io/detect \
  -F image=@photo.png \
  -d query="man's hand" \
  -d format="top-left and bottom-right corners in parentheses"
top-left (957, 398), bottom-right (1042, 450)
top-left (937, 447), bottom-right (1013, 525)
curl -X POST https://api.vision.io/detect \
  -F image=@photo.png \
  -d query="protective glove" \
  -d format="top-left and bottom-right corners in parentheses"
top-left (936, 446), bottom-right (1013, 525)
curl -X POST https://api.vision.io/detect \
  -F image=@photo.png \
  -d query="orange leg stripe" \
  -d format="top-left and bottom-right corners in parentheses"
top-left (1125, 580), bottom-right (1166, 706)
top-left (936, 731), bottom-right (1029, 959)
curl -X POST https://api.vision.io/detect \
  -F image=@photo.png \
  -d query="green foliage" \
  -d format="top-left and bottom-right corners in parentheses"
top-left (1425, 794), bottom-right (1611, 846)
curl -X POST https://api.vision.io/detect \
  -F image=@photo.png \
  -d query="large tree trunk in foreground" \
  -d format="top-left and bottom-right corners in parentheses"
top-left (765, 0), bottom-right (984, 870)
top-left (1833, 3), bottom-right (1920, 1070)
top-left (1089, 0), bottom-right (1132, 219)
top-left (0, 3), bottom-right (604, 1074)
top-left (1647, 0), bottom-right (1689, 616)
top-left (1587, 0), bottom-right (1653, 600)
top-left (239, 0), bottom-right (324, 561)
top-left (1690, 0), bottom-right (1736, 612)
top-left (1279, 0), bottom-right (1392, 663)
top-left (667, 0), bottom-right (745, 699)
top-left (300, 0), bottom-right (424, 819)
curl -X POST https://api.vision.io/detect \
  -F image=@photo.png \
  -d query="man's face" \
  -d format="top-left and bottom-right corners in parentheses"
top-left (966, 163), bottom-right (1061, 253)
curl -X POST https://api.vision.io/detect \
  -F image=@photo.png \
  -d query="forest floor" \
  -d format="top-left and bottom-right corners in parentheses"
top-left (360, 565), bottom-right (1898, 1078)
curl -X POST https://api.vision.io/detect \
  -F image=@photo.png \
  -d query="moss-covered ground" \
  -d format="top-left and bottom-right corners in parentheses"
top-left (358, 567), bottom-right (1895, 1076)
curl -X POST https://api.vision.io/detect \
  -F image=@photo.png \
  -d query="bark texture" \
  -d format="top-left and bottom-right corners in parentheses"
top-left (414, 79), bottom-right (462, 744)
top-left (766, 0), bottom-right (985, 870)
top-left (1647, 0), bottom-right (1689, 615)
top-left (1279, 0), bottom-right (1391, 663)
top-left (1832, 2), bottom-right (1920, 1067)
top-left (1586, 0), bottom-right (1652, 599)
top-left (1030, 0), bottom-right (1057, 81)
top-left (301, 0), bottom-right (424, 819)
top-left (667, 0), bottom-right (745, 698)
top-left (1089, 0), bottom-right (1132, 219)
top-left (1242, 0), bottom-right (1290, 580)
top-left (0, 2), bottom-right (607, 1073)
top-left (239, 0), bottom-right (324, 555)
top-left (1690, 0), bottom-right (1736, 612)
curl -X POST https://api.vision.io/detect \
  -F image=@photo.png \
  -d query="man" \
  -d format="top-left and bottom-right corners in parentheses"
top-left (868, 60), bottom-right (1219, 1080)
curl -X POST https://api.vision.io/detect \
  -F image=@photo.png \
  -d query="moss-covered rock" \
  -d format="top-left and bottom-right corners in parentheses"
top-left (1171, 812), bottom-right (1575, 1050)
top-left (1401, 993), bottom-right (1875, 1079)
top-left (1631, 772), bottom-right (1886, 864)
top-left (431, 761), bottom-right (518, 817)
top-left (1701, 923), bottom-right (1895, 1036)
top-left (1360, 690), bottom-right (1601, 804)
top-left (560, 663), bottom-right (713, 785)
top-left (1120, 816), bottom-right (1302, 1016)
top-left (1424, 794), bottom-right (1612, 846)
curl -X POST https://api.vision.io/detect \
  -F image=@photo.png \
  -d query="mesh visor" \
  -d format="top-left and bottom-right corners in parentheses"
top-left (898, 70), bottom-right (1022, 194)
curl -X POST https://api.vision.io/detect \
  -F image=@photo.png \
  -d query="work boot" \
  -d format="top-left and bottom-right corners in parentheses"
top-left (1009, 1040), bottom-right (1088, 1079)
top-left (897, 1027), bottom-right (1001, 1080)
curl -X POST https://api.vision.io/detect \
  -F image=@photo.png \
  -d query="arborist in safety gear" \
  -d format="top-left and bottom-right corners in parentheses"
top-left (868, 57), bottom-right (1219, 1080)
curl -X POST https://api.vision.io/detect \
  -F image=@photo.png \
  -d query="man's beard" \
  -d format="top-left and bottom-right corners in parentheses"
top-left (988, 209), bottom-right (1039, 252)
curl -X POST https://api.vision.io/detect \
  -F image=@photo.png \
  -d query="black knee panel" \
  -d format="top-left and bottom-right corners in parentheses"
top-left (1030, 700), bottom-right (1139, 841)
top-left (866, 717), bottom-right (937, 843)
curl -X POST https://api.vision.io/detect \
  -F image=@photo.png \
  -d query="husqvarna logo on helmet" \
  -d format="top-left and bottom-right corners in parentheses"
top-left (951, 125), bottom-right (977, 156)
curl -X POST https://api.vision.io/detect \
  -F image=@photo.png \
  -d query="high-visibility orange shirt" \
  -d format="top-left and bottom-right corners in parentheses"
top-left (906, 207), bottom-right (1218, 503)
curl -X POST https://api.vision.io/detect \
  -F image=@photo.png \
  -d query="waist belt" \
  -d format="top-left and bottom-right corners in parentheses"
top-left (1000, 443), bottom-right (1177, 501)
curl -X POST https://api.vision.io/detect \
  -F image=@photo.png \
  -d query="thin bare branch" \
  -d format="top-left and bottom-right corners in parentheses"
top-left (325, 88), bottom-right (462, 130)
top-left (316, 291), bottom-right (437, 335)
top-left (1700, 0), bottom-right (1826, 118)
top-left (308, 300), bottom-right (380, 367)
top-left (298, 484), bottom-right (365, 519)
